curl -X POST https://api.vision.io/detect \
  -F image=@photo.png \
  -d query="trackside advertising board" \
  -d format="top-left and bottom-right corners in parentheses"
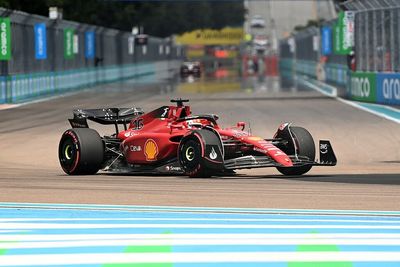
top-left (334, 11), bottom-right (354, 55)
top-left (376, 73), bottom-right (400, 105)
top-left (350, 72), bottom-right (376, 103)
top-left (64, 28), bottom-right (74, 59)
top-left (321, 26), bottom-right (332, 56)
top-left (85, 31), bottom-right (95, 59)
top-left (34, 23), bottom-right (47, 59)
top-left (351, 72), bottom-right (400, 105)
top-left (0, 17), bottom-right (11, 60)
top-left (176, 27), bottom-right (243, 45)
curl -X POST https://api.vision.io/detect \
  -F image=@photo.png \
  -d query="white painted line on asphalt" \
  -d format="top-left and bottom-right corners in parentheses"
top-left (0, 230), bottom-right (27, 233)
top-left (300, 76), bottom-right (400, 124)
top-left (0, 90), bottom-right (84, 111)
top-left (2, 202), bottom-right (400, 216)
top-left (4, 238), bottom-right (400, 249)
top-left (300, 79), bottom-right (337, 97)
top-left (0, 104), bottom-right (19, 110)
top-left (3, 233), bottom-right (400, 241)
top-left (2, 223), bottom-right (400, 229)
top-left (337, 97), bottom-right (400, 124)
top-left (1, 217), bottom-right (399, 223)
top-left (2, 252), bottom-right (400, 265)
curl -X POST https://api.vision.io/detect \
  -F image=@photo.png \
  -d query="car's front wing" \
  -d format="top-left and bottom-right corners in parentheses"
top-left (224, 140), bottom-right (337, 170)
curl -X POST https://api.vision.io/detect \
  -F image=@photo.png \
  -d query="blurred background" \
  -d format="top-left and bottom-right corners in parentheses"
top-left (1, 0), bottom-right (397, 107)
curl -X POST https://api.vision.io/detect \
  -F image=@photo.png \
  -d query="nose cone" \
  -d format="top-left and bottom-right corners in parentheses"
top-left (274, 154), bottom-right (293, 167)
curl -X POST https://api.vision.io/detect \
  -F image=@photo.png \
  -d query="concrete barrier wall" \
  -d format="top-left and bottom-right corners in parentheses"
top-left (279, 58), bottom-right (400, 106)
top-left (0, 60), bottom-right (180, 104)
top-left (350, 72), bottom-right (400, 105)
top-left (279, 59), bottom-right (347, 87)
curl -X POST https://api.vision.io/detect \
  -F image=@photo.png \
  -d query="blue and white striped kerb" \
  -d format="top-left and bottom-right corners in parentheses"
top-left (0, 202), bottom-right (400, 267)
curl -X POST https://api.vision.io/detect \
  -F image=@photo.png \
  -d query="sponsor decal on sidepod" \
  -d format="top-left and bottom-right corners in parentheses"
top-left (144, 139), bottom-right (158, 161)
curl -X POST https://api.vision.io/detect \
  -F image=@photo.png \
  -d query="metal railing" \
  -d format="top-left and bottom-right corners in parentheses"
top-left (354, 7), bottom-right (400, 72)
top-left (0, 8), bottom-right (182, 104)
top-left (0, 7), bottom-right (181, 76)
top-left (278, 20), bottom-right (348, 88)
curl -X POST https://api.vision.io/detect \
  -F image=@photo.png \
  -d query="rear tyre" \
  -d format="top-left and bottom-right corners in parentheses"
top-left (58, 128), bottom-right (104, 175)
top-left (276, 126), bottom-right (315, 176)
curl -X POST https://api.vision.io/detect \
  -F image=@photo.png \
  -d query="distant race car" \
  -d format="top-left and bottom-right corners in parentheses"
top-left (59, 99), bottom-right (336, 177)
top-left (250, 15), bottom-right (266, 28)
top-left (180, 62), bottom-right (201, 76)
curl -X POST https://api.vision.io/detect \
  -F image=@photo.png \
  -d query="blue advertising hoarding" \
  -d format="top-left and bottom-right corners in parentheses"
top-left (85, 31), bottom-right (95, 59)
top-left (321, 26), bottom-right (332, 56)
top-left (34, 23), bottom-right (47, 60)
top-left (376, 73), bottom-right (400, 105)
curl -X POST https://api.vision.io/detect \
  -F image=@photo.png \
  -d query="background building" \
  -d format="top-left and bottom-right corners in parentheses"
top-left (244, 0), bottom-right (337, 53)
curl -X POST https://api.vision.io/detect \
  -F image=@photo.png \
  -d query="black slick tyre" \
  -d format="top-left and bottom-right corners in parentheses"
top-left (178, 129), bottom-right (223, 178)
top-left (58, 128), bottom-right (104, 175)
top-left (276, 126), bottom-right (315, 176)
top-left (178, 134), bottom-right (210, 178)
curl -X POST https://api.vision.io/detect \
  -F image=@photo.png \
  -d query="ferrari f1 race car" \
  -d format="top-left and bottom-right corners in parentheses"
top-left (59, 99), bottom-right (336, 177)
top-left (180, 62), bottom-right (201, 76)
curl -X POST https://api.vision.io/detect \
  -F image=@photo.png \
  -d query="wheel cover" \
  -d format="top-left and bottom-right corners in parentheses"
top-left (185, 146), bottom-right (195, 161)
top-left (64, 144), bottom-right (72, 160)
top-left (59, 137), bottom-right (77, 171)
top-left (180, 139), bottom-right (201, 172)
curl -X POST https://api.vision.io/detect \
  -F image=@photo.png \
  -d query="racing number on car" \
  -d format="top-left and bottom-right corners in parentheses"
top-left (132, 118), bottom-right (144, 130)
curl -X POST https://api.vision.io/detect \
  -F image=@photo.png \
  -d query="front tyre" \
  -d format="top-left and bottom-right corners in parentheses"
top-left (178, 129), bottom-right (224, 178)
top-left (58, 128), bottom-right (104, 175)
top-left (179, 136), bottom-right (208, 178)
top-left (276, 126), bottom-right (315, 176)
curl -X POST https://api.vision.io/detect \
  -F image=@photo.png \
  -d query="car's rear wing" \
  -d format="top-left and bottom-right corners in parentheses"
top-left (69, 108), bottom-right (144, 133)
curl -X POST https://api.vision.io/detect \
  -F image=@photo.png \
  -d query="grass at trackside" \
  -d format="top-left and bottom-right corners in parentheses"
top-left (289, 231), bottom-right (353, 267)
top-left (103, 231), bottom-right (173, 267)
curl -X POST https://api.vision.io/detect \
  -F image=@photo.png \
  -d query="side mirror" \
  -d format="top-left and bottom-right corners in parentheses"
top-left (236, 121), bottom-right (246, 130)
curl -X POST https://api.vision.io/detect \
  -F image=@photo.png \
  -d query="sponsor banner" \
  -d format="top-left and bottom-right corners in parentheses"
top-left (333, 21), bottom-right (341, 55)
top-left (321, 26), bottom-right (332, 56)
top-left (0, 17), bottom-right (11, 60)
top-left (73, 34), bottom-right (79, 54)
top-left (128, 36), bottom-right (134, 55)
top-left (376, 73), bottom-right (400, 105)
top-left (334, 11), bottom-right (354, 55)
top-left (176, 27), bottom-right (243, 45)
top-left (344, 11), bottom-right (355, 51)
top-left (350, 72), bottom-right (376, 102)
top-left (64, 28), bottom-right (74, 59)
top-left (288, 37), bottom-right (296, 53)
top-left (34, 23), bottom-right (47, 59)
top-left (312, 35), bottom-right (319, 52)
top-left (85, 31), bottom-right (95, 59)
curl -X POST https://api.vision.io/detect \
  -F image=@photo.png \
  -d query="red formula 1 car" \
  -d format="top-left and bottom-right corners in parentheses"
top-left (59, 99), bottom-right (336, 177)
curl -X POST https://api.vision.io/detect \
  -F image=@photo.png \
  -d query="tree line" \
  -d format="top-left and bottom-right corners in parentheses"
top-left (0, 0), bottom-right (245, 37)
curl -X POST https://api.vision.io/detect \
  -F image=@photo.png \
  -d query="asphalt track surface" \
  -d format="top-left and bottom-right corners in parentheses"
top-left (0, 74), bottom-right (399, 210)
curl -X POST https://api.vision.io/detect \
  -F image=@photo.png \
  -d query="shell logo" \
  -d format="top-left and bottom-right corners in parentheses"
top-left (144, 139), bottom-right (158, 161)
